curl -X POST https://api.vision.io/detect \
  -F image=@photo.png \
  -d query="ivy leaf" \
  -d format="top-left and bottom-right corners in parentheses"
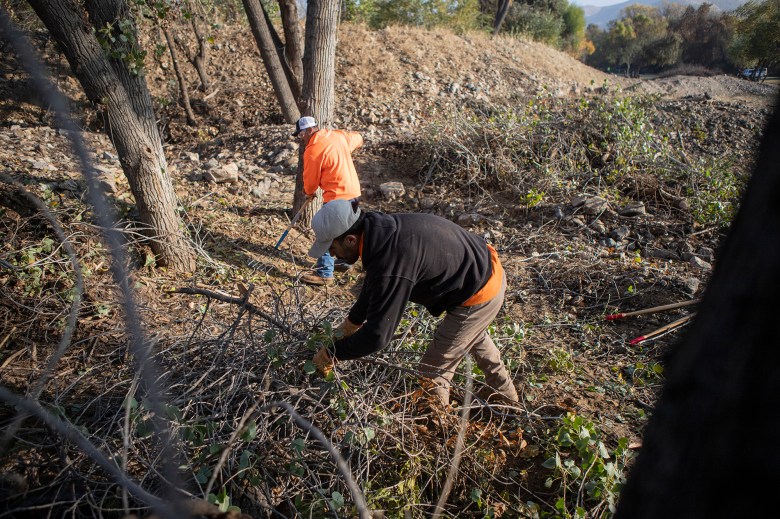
top-left (241, 421), bottom-right (257, 442)
top-left (330, 491), bottom-right (344, 509)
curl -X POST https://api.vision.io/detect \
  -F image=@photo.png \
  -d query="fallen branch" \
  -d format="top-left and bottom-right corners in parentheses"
top-left (171, 285), bottom-right (298, 337)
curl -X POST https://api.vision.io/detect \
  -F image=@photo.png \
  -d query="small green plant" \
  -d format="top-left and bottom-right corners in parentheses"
top-left (543, 348), bottom-right (575, 374)
top-left (522, 188), bottom-right (545, 207)
top-left (686, 160), bottom-right (747, 227)
top-left (542, 413), bottom-right (633, 517)
top-left (624, 361), bottom-right (664, 385)
top-left (208, 487), bottom-right (241, 513)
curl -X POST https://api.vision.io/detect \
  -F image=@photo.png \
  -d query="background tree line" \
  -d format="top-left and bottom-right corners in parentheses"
top-left (341, 0), bottom-right (777, 75)
top-left (584, 0), bottom-right (779, 76)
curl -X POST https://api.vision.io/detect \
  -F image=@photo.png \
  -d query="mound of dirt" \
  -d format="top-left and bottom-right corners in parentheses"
top-left (1, 18), bottom-right (779, 518)
top-left (628, 73), bottom-right (778, 107)
top-left (136, 22), bottom-right (777, 148)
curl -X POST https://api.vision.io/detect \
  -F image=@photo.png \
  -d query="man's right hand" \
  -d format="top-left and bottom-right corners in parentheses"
top-left (312, 347), bottom-right (334, 377)
top-left (334, 319), bottom-right (361, 339)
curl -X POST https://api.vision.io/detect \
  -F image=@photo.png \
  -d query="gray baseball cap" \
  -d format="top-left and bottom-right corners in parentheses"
top-left (308, 200), bottom-right (361, 258)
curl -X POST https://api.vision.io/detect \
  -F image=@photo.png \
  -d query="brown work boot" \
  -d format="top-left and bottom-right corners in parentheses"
top-left (476, 385), bottom-right (519, 407)
top-left (301, 273), bottom-right (334, 286)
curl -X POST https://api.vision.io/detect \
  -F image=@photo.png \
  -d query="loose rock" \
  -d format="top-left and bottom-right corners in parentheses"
top-left (618, 201), bottom-right (646, 217)
top-left (379, 181), bottom-right (405, 200)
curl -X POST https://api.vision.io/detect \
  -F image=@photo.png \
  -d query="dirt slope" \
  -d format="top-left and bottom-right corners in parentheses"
top-left (1, 19), bottom-right (779, 518)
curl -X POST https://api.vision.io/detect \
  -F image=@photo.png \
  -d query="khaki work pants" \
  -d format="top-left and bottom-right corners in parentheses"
top-left (419, 273), bottom-right (518, 405)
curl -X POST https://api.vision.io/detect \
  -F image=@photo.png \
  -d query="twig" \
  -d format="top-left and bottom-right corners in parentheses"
top-left (264, 400), bottom-right (371, 519)
top-left (122, 372), bottom-right (141, 515)
top-left (172, 285), bottom-right (299, 337)
top-left (205, 401), bottom-right (259, 496)
top-left (202, 87), bottom-right (220, 101)
top-left (433, 357), bottom-right (473, 518)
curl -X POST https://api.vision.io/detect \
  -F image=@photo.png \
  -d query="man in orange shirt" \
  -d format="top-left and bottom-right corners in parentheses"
top-left (293, 116), bottom-right (363, 285)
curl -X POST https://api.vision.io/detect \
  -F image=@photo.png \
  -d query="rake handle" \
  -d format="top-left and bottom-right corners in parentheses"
top-left (629, 314), bottom-right (694, 345)
top-left (606, 298), bottom-right (700, 321)
top-left (274, 197), bottom-right (313, 250)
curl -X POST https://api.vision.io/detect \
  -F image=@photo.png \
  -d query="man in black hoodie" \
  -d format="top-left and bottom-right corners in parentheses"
top-left (308, 199), bottom-right (518, 406)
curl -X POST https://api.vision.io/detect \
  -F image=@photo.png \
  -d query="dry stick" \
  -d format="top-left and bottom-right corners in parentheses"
top-left (629, 314), bottom-right (694, 346)
top-left (0, 326), bottom-right (15, 350)
top-left (261, 400), bottom-right (371, 519)
top-left (433, 357), bottom-right (473, 519)
top-left (605, 299), bottom-right (701, 321)
top-left (0, 12), bottom-right (183, 515)
top-left (202, 87), bottom-right (220, 101)
top-left (205, 401), bottom-right (259, 496)
top-left (0, 182), bottom-right (84, 452)
top-left (172, 286), bottom-right (298, 337)
top-left (122, 372), bottom-right (142, 515)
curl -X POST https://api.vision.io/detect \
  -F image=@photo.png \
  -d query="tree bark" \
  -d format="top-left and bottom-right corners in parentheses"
top-left (294, 0), bottom-right (340, 224)
top-left (300, 0), bottom-right (339, 126)
top-left (261, 0), bottom-right (300, 102)
top-left (28, 0), bottom-right (196, 272)
top-left (493, 0), bottom-right (512, 35)
top-left (187, 16), bottom-right (210, 93)
top-left (163, 28), bottom-right (197, 126)
top-left (84, 0), bottom-right (165, 162)
top-left (614, 94), bottom-right (780, 517)
top-left (241, 0), bottom-right (300, 123)
top-left (278, 0), bottom-right (304, 101)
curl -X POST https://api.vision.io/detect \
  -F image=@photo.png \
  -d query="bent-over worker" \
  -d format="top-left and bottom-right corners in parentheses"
top-left (308, 199), bottom-right (519, 406)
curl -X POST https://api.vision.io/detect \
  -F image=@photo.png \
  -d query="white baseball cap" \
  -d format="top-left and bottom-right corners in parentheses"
top-left (293, 116), bottom-right (318, 136)
top-left (308, 200), bottom-right (361, 258)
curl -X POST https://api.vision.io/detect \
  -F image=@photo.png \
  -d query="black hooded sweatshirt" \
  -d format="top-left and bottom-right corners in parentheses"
top-left (332, 211), bottom-right (493, 360)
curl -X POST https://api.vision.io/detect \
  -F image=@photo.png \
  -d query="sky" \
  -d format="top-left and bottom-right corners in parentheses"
top-left (571, 0), bottom-right (629, 6)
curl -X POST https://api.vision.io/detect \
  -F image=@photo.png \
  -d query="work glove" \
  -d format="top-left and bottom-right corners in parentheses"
top-left (312, 346), bottom-right (335, 377)
top-left (334, 319), bottom-right (361, 339)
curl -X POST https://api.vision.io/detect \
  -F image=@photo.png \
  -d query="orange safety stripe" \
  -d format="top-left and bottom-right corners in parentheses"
top-left (462, 245), bottom-right (503, 307)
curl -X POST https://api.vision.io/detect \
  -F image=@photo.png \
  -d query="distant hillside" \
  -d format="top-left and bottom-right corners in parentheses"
top-left (582, 0), bottom-right (750, 27)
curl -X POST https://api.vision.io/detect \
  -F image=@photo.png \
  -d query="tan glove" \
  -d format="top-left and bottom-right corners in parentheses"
top-left (312, 346), bottom-right (335, 377)
top-left (334, 319), bottom-right (361, 339)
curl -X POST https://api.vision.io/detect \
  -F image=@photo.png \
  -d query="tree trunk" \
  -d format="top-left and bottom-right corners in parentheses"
top-left (493, 0), bottom-right (512, 35)
top-left (84, 0), bottom-right (165, 163)
top-left (278, 0), bottom-right (304, 101)
top-left (261, 0), bottom-right (300, 102)
top-left (28, 0), bottom-right (196, 272)
top-left (301, 0), bottom-right (339, 125)
top-left (163, 28), bottom-right (197, 126)
top-left (241, 0), bottom-right (300, 123)
top-left (294, 0), bottom-right (340, 224)
top-left (614, 94), bottom-right (780, 518)
top-left (188, 17), bottom-right (210, 93)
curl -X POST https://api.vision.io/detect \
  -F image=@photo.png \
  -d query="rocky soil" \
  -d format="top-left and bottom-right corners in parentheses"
top-left (1, 19), bottom-right (778, 518)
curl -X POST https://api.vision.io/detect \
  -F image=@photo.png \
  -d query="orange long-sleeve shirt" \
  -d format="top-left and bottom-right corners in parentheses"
top-left (303, 129), bottom-right (363, 203)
